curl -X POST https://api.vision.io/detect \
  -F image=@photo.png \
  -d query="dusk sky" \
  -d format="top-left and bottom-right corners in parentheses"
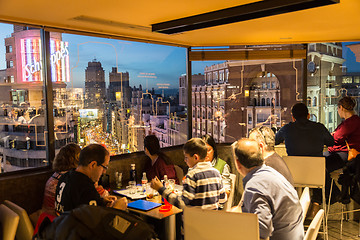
top-left (0, 23), bottom-right (359, 89)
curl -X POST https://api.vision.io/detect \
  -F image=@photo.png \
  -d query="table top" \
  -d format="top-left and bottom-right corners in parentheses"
top-left (127, 195), bottom-right (182, 220)
top-left (113, 190), bottom-right (183, 220)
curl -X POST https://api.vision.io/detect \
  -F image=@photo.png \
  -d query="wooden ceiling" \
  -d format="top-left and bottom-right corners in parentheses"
top-left (0, 0), bottom-right (359, 47)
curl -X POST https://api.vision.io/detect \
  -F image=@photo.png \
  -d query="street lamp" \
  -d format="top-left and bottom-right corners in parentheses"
top-left (214, 110), bottom-right (222, 143)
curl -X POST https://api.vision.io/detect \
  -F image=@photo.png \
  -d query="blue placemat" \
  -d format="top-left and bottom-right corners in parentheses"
top-left (127, 200), bottom-right (161, 211)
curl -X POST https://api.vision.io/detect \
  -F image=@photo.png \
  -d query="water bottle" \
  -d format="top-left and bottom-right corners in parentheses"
top-left (129, 164), bottom-right (137, 183)
top-left (163, 175), bottom-right (169, 188)
top-left (141, 172), bottom-right (148, 194)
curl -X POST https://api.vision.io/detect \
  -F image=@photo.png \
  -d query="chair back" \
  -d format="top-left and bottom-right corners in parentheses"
top-left (0, 204), bottom-right (20, 240)
top-left (283, 156), bottom-right (325, 188)
top-left (224, 173), bottom-right (236, 211)
top-left (304, 209), bottom-right (325, 240)
top-left (299, 187), bottom-right (311, 223)
top-left (184, 207), bottom-right (259, 240)
top-left (4, 200), bottom-right (34, 240)
top-left (174, 165), bottom-right (184, 185)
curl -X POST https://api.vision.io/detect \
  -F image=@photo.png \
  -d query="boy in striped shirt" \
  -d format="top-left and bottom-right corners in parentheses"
top-left (151, 138), bottom-right (227, 209)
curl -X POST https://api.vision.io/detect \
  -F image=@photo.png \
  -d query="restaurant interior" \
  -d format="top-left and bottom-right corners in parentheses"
top-left (0, 0), bottom-right (360, 239)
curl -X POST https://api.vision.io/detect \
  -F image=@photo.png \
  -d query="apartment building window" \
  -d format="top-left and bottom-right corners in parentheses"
top-left (342, 76), bottom-right (352, 83)
top-left (312, 97), bottom-right (317, 107)
top-left (6, 60), bottom-right (13, 68)
top-left (329, 111), bottom-right (333, 123)
top-left (6, 45), bottom-right (12, 53)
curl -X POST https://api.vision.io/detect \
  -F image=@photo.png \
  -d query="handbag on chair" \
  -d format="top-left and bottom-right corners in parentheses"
top-left (345, 140), bottom-right (360, 161)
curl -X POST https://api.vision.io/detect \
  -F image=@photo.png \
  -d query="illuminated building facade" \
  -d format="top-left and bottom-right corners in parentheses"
top-left (108, 68), bottom-right (131, 108)
top-left (84, 60), bottom-right (105, 109)
top-left (179, 73), bottom-right (205, 106)
top-left (4, 25), bottom-right (68, 107)
top-left (193, 58), bottom-right (301, 142)
top-left (342, 72), bottom-right (360, 115)
top-left (0, 26), bottom-right (71, 170)
top-left (307, 43), bottom-right (344, 133)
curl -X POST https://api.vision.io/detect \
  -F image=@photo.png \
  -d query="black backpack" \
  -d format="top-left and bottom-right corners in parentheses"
top-left (35, 205), bottom-right (157, 240)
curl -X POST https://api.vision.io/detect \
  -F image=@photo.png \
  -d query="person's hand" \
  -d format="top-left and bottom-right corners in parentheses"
top-left (103, 195), bottom-right (117, 207)
top-left (113, 197), bottom-right (128, 210)
top-left (151, 177), bottom-right (163, 191)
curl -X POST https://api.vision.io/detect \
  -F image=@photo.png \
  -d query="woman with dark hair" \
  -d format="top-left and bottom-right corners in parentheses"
top-left (42, 143), bottom-right (81, 215)
top-left (201, 134), bottom-right (231, 191)
top-left (312, 96), bottom-right (360, 209)
top-left (144, 135), bottom-right (177, 182)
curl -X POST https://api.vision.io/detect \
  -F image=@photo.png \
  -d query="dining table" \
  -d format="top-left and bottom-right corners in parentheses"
top-left (113, 185), bottom-right (183, 240)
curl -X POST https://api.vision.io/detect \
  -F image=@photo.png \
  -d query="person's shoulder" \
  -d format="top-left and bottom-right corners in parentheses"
top-left (314, 121), bottom-right (330, 130)
top-left (348, 115), bottom-right (360, 123)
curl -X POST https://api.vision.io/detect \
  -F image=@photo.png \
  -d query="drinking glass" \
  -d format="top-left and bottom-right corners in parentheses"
top-left (115, 172), bottom-right (122, 189)
top-left (145, 184), bottom-right (154, 200)
top-left (168, 179), bottom-right (175, 192)
top-left (128, 181), bottom-right (136, 194)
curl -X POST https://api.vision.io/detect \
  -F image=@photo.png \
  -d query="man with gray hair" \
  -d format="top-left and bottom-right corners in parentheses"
top-left (232, 138), bottom-right (303, 240)
top-left (249, 126), bottom-right (293, 185)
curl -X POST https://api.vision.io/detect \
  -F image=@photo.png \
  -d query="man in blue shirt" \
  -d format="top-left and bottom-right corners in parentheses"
top-left (233, 138), bottom-right (303, 240)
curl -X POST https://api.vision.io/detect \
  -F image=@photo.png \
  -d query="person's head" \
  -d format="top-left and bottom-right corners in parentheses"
top-left (248, 126), bottom-right (275, 152)
top-left (201, 134), bottom-right (217, 162)
top-left (78, 144), bottom-right (110, 182)
top-left (183, 138), bottom-right (208, 168)
top-left (144, 135), bottom-right (160, 157)
top-left (291, 103), bottom-right (309, 121)
top-left (338, 96), bottom-right (356, 118)
top-left (233, 138), bottom-right (263, 176)
top-left (53, 143), bottom-right (81, 172)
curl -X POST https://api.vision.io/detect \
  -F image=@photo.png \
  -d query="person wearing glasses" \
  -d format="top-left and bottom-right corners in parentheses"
top-left (249, 126), bottom-right (293, 185)
top-left (55, 144), bottom-right (127, 215)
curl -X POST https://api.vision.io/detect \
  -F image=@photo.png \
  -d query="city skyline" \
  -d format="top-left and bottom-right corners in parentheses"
top-left (0, 23), bottom-right (224, 90)
top-left (0, 23), bottom-right (360, 91)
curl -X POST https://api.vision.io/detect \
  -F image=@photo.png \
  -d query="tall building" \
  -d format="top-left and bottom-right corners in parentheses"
top-left (179, 73), bottom-right (205, 106)
top-left (3, 25), bottom-right (68, 107)
top-left (307, 43), bottom-right (345, 132)
top-left (342, 72), bottom-right (360, 115)
top-left (108, 68), bottom-right (131, 108)
top-left (193, 52), bottom-right (302, 142)
top-left (84, 59), bottom-right (106, 109)
top-left (0, 25), bottom-right (70, 171)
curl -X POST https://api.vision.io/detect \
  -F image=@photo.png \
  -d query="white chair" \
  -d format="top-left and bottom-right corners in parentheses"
top-left (300, 187), bottom-right (311, 223)
top-left (184, 207), bottom-right (259, 240)
top-left (224, 173), bottom-right (236, 211)
top-left (304, 209), bottom-right (325, 240)
top-left (283, 156), bottom-right (327, 240)
top-left (0, 204), bottom-right (20, 240)
top-left (4, 200), bottom-right (34, 240)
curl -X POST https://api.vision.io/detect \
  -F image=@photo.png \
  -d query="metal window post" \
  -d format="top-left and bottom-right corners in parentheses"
top-left (186, 47), bottom-right (192, 140)
top-left (40, 29), bottom-right (55, 163)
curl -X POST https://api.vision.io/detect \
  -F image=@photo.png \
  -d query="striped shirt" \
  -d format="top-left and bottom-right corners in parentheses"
top-left (159, 162), bottom-right (227, 209)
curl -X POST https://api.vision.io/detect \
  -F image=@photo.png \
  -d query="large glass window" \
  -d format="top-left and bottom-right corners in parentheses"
top-left (0, 24), bottom-right (47, 173)
top-left (52, 32), bottom-right (186, 155)
top-left (192, 45), bottom-right (304, 142)
top-left (1, 20), bottom-right (360, 173)
top-left (0, 23), bottom-right (187, 173)
top-left (191, 42), bottom-right (360, 143)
